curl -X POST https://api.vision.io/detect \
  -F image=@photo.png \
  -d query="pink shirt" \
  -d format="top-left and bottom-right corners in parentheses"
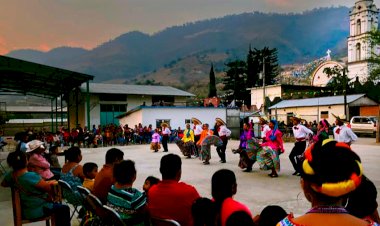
top-left (151, 133), bottom-right (160, 143)
top-left (28, 153), bottom-right (54, 180)
top-left (262, 129), bottom-right (284, 153)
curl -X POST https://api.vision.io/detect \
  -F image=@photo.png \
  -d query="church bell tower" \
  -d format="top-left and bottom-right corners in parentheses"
top-left (347, 0), bottom-right (379, 82)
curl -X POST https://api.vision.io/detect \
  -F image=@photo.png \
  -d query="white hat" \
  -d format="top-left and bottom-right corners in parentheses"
top-left (26, 140), bottom-right (45, 153)
top-left (332, 113), bottom-right (347, 121)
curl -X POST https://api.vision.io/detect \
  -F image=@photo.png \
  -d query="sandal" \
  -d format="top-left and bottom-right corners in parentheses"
top-left (269, 173), bottom-right (278, 178)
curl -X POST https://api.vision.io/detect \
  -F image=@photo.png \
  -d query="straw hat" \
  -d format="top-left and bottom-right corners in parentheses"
top-left (332, 113), bottom-right (347, 122)
top-left (26, 140), bottom-right (45, 153)
top-left (290, 113), bottom-right (303, 121)
top-left (259, 116), bottom-right (269, 123)
top-left (215, 118), bottom-right (226, 125)
top-left (191, 117), bottom-right (202, 125)
top-left (161, 122), bottom-right (169, 127)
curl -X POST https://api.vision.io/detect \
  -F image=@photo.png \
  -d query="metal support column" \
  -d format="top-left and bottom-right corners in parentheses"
top-left (76, 88), bottom-right (79, 128)
top-left (67, 93), bottom-right (71, 132)
top-left (55, 97), bottom-right (58, 132)
top-left (86, 81), bottom-right (90, 130)
top-left (51, 99), bottom-right (54, 132)
top-left (60, 94), bottom-right (63, 126)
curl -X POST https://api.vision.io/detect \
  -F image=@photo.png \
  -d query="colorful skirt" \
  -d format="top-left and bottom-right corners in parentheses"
top-left (237, 138), bottom-right (261, 169)
top-left (256, 146), bottom-right (280, 172)
top-left (175, 140), bottom-right (195, 156)
top-left (200, 135), bottom-right (223, 161)
top-left (150, 142), bottom-right (161, 151)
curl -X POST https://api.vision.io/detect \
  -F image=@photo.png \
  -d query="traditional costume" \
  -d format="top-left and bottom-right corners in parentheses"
top-left (215, 118), bottom-right (231, 163)
top-left (199, 135), bottom-right (223, 164)
top-left (178, 125), bottom-right (195, 158)
top-left (289, 114), bottom-right (313, 176)
top-left (161, 123), bottom-right (171, 152)
top-left (192, 117), bottom-right (203, 157)
top-left (332, 114), bottom-right (357, 146)
top-left (150, 131), bottom-right (161, 152)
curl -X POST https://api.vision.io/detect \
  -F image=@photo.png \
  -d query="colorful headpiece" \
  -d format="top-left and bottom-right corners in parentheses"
top-left (302, 139), bottom-right (363, 197)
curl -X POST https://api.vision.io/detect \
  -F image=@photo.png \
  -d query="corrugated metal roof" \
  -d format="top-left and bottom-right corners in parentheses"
top-left (6, 106), bottom-right (67, 112)
top-left (80, 83), bottom-right (195, 97)
top-left (269, 94), bottom-right (365, 109)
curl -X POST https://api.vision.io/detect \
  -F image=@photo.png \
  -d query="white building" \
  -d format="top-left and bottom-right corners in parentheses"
top-left (268, 94), bottom-right (378, 125)
top-left (347, 0), bottom-right (379, 81)
top-left (116, 107), bottom-right (227, 130)
top-left (68, 83), bottom-right (195, 129)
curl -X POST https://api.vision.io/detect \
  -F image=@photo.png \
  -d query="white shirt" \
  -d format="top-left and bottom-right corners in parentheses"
top-left (261, 124), bottom-right (271, 138)
top-left (193, 124), bottom-right (203, 136)
top-left (218, 125), bottom-right (231, 137)
top-left (333, 125), bottom-right (357, 144)
top-left (293, 124), bottom-right (313, 139)
top-left (162, 127), bottom-right (171, 135)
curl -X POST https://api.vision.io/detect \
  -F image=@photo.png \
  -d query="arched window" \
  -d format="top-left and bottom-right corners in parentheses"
top-left (356, 43), bottom-right (361, 61)
top-left (357, 19), bottom-right (361, 35)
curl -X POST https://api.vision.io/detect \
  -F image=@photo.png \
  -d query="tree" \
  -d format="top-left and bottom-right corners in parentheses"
top-left (246, 45), bottom-right (259, 88)
top-left (222, 60), bottom-right (247, 105)
top-left (208, 64), bottom-right (217, 98)
top-left (250, 47), bottom-right (279, 86)
top-left (323, 66), bottom-right (351, 117)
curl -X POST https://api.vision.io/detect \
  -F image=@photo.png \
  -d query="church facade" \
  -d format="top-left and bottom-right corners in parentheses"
top-left (347, 0), bottom-right (379, 81)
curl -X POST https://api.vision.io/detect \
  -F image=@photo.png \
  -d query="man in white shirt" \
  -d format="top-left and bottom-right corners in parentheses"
top-left (333, 114), bottom-right (357, 146)
top-left (191, 117), bottom-right (203, 157)
top-left (215, 118), bottom-right (231, 163)
top-left (289, 115), bottom-right (313, 176)
top-left (161, 122), bottom-right (171, 152)
top-left (259, 117), bottom-right (271, 142)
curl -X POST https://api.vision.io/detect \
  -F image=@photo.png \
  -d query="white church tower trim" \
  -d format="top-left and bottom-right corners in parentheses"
top-left (347, 0), bottom-right (379, 82)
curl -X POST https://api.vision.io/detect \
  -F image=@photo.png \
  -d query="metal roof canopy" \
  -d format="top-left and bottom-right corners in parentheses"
top-left (0, 55), bottom-right (94, 98)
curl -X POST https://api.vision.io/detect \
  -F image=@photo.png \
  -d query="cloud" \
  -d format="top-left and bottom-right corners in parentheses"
top-left (38, 44), bottom-right (50, 52)
top-left (265, 0), bottom-right (291, 8)
top-left (0, 36), bottom-right (9, 55)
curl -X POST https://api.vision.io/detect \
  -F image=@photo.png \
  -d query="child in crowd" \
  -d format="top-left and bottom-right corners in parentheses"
top-left (255, 205), bottom-right (288, 226)
top-left (143, 176), bottom-right (160, 193)
top-left (150, 129), bottom-right (161, 152)
top-left (82, 162), bottom-right (98, 191)
top-left (47, 145), bottom-right (62, 178)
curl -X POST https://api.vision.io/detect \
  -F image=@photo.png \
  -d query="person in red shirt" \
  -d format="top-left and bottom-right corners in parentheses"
top-left (148, 154), bottom-right (200, 226)
top-left (92, 148), bottom-right (124, 203)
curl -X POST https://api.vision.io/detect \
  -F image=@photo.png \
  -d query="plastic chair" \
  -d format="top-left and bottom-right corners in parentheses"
top-left (102, 205), bottom-right (125, 226)
top-left (11, 187), bottom-right (55, 226)
top-left (151, 217), bottom-right (181, 226)
top-left (58, 180), bottom-right (83, 220)
top-left (82, 194), bottom-right (104, 226)
top-left (77, 186), bottom-right (91, 199)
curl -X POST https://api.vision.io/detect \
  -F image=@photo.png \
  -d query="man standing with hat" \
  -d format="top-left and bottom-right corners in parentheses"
top-left (259, 116), bottom-right (271, 142)
top-left (215, 118), bottom-right (231, 163)
top-left (192, 117), bottom-right (203, 157)
top-left (332, 114), bottom-right (357, 146)
top-left (289, 114), bottom-right (313, 176)
top-left (161, 122), bottom-right (171, 152)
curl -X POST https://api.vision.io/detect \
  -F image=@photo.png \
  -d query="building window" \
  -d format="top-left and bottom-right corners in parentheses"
top-left (357, 19), bottom-right (361, 35)
top-left (185, 119), bottom-right (191, 124)
top-left (156, 119), bottom-right (170, 128)
top-left (356, 43), bottom-right (361, 61)
top-left (321, 111), bottom-right (329, 119)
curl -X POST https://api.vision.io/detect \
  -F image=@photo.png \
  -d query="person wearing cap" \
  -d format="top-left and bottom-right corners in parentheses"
top-left (278, 140), bottom-right (379, 226)
top-left (26, 140), bottom-right (55, 180)
top-left (215, 118), bottom-right (231, 163)
top-left (161, 122), bottom-right (171, 152)
top-left (192, 117), bottom-right (203, 157)
top-left (289, 114), bottom-right (313, 176)
top-left (259, 117), bottom-right (271, 142)
top-left (333, 114), bottom-right (357, 146)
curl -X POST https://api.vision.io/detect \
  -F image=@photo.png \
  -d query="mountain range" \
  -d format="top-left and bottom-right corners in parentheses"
top-left (7, 7), bottom-right (350, 83)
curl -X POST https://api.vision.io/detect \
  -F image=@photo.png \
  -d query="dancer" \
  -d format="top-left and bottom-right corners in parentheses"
top-left (257, 119), bottom-right (284, 178)
top-left (309, 119), bottom-right (330, 145)
top-left (289, 114), bottom-right (313, 176)
top-left (259, 117), bottom-right (271, 142)
top-left (232, 123), bottom-right (258, 172)
top-left (192, 117), bottom-right (203, 157)
top-left (215, 118), bottom-right (231, 163)
top-left (161, 122), bottom-right (171, 152)
top-left (332, 113), bottom-right (357, 146)
top-left (181, 123), bottom-right (195, 158)
top-left (150, 128), bottom-right (161, 152)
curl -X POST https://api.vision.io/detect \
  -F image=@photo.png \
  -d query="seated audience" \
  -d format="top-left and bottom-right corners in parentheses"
top-left (47, 145), bottom-right (62, 175)
top-left (212, 169), bottom-right (252, 226)
top-left (255, 205), bottom-right (287, 226)
top-left (346, 175), bottom-right (380, 223)
top-left (148, 154), bottom-right (200, 226)
top-left (1, 151), bottom-right (71, 226)
top-left (62, 146), bottom-right (85, 180)
top-left (142, 176), bottom-right (160, 194)
top-left (107, 160), bottom-right (147, 225)
top-left (277, 139), bottom-right (380, 226)
top-left (93, 148), bottom-right (124, 203)
top-left (226, 211), bottom-right (255, 226)
top-left (192, 197), bottom-right (216, 226)
top-left (82, 162), bottom-right (98, 191)
top-left (26, 140), bottom-right (55, 180)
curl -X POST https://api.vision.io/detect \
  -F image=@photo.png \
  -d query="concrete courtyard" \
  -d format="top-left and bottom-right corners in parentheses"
top-left (0, 137), bottom-right (379, 225)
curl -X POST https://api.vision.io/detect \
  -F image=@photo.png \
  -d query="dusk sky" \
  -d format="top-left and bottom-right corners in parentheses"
top-left (1, 0), bottom-right (379, 55)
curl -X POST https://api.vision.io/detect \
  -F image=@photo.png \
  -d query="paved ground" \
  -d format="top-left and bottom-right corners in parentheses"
top-left (0, 137), bottom-right (379, 225)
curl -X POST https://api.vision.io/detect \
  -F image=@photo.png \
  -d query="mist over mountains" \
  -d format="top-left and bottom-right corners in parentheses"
top-left (7, 7), bottom-right (349, 82)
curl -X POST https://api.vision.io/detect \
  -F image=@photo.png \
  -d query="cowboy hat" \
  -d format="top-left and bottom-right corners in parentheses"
top-left (161, 122), bottom-right (169, 127)
top-left (332, 113), bottom-right (347, 121)
top-left (191, 117), bottom-right (202, 125)
top-left (26, 140), bottom-right (45, 153)
top-left (215, 118), bottom-right (226, 125)
top-left (259, 116), bottom-right (269, 123)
